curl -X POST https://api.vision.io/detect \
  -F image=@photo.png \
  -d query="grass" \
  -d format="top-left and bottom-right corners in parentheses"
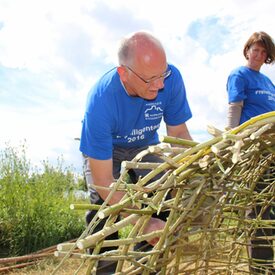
top-left (0, 143), bottom-right (86, 257)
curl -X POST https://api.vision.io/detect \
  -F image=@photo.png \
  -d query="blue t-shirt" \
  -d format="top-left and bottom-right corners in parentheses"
top-left (80, 64), bottom-right (192, 160)
top-left (227, 66), bottom-right (275, 124)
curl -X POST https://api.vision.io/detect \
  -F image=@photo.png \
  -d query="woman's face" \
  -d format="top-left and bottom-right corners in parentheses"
top-left (246, 42), bottom-right (267, 71)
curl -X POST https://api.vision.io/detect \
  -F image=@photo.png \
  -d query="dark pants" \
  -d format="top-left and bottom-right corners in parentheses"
top-left (84, 145), bottom-right (166, 274)
top-left (247, 169), bottom-right (275, 274)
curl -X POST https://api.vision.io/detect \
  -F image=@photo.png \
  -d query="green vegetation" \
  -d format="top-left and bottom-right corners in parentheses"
top-left (0, 144), bottom-right (86, 257)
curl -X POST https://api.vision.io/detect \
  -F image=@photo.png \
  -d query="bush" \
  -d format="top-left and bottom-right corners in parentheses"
top-left (0, 144), bottom-right (86, 256)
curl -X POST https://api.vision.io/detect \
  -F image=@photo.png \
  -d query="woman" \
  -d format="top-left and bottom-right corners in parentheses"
top-left (226, 31), bottom-right (275, 274)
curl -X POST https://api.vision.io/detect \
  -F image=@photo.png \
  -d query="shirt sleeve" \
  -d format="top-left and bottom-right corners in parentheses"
top-left (226, 73), bottom-right (247, 103)
top-left (80, 107), bottom-right (113, 160)
top-left (163, 67), bottom-right (192, 126)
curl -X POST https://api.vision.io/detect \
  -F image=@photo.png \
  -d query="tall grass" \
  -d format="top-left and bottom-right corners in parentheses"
top-left (0, 144), bottom-right (86, 257)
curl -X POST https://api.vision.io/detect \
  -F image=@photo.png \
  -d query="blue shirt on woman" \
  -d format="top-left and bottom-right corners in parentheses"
top-left (227, 66), bottom-right (275, 124)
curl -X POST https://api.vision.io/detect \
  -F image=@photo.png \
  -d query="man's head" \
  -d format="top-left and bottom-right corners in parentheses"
top-left (117, 31), bottom-right (171, 100)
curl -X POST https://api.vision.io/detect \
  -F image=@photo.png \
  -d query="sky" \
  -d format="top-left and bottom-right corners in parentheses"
top-left (0, 0), bottom-right (274, 174)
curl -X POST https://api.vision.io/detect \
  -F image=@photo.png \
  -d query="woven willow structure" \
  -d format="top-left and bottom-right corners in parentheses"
top-left (53, 111), bottom-right (275, 275)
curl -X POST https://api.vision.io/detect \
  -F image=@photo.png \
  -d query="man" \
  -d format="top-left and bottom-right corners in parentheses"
top-left (80, 31), bottom-right (192, 274)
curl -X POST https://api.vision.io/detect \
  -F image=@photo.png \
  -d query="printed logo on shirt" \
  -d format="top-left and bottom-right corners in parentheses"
top-left (255, 90), bottom-right (275, 102)
top-left (115, 124), bottom-right (161, 144)
top-left (144, 102), bottom-right (163, 120)
top-left (126, 124), bottom-right (160, 143)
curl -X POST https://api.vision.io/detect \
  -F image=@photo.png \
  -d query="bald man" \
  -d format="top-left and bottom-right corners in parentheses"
top-left (80, 31), bottom-right (193, 274)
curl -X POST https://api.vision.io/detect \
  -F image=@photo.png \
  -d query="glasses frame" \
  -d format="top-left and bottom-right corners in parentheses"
top-left (124, 65), bottom-right (171, 85)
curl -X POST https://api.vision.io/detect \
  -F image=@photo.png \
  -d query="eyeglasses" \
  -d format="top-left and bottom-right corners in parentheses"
top-left (124, 65), bottom-right (171, 85)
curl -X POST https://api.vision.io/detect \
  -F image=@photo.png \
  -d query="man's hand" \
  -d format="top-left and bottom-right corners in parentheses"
top-left (144, 217), bottom-right (166, 246)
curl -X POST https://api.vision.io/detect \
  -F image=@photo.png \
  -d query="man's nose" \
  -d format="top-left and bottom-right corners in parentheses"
top-left (150, 78), bottom-right (165, 90)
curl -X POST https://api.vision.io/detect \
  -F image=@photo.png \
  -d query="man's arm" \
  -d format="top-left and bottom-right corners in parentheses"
top-left (88, 157), bottom-right (125, 205)
top-left (166, 122), bottom-right (192, 140)
top-left (88, 157), bottom-right (166, 245)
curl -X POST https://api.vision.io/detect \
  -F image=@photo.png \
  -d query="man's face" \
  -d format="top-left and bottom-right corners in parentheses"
top-left (119, 45), bottom-right (171, 100)
top-left (123, 64), bottom-right (170, 100)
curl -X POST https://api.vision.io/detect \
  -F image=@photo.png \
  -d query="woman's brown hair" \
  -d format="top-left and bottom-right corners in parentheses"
top-left (243, 31), bottom-right (275, 64)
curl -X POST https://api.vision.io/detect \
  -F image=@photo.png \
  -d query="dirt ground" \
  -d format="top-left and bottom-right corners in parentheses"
top-left (1, 256), bottom-right (89, 275)
top-left (2, 255), bottom-right (250, 275)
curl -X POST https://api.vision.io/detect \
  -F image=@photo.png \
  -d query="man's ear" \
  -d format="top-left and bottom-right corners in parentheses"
top-left (117, 66), bottom-right (127, 81)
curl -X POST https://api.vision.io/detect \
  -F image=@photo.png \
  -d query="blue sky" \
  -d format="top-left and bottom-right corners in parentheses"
top-left (0, 0), bottom-right (274, 173)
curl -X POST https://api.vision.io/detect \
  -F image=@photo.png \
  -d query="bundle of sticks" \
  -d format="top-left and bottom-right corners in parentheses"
top-left (54, 111), bottom-right (275, 275)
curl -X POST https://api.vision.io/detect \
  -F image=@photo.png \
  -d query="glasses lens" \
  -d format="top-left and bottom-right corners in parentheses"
top-left (147, 70), bottom-right (171, 84)
top-left (126, 65), bottom-right (171, 84)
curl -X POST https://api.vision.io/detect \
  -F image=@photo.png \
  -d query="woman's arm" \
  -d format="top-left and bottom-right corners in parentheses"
top-left (227, 101), bottom-right (243, 128)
